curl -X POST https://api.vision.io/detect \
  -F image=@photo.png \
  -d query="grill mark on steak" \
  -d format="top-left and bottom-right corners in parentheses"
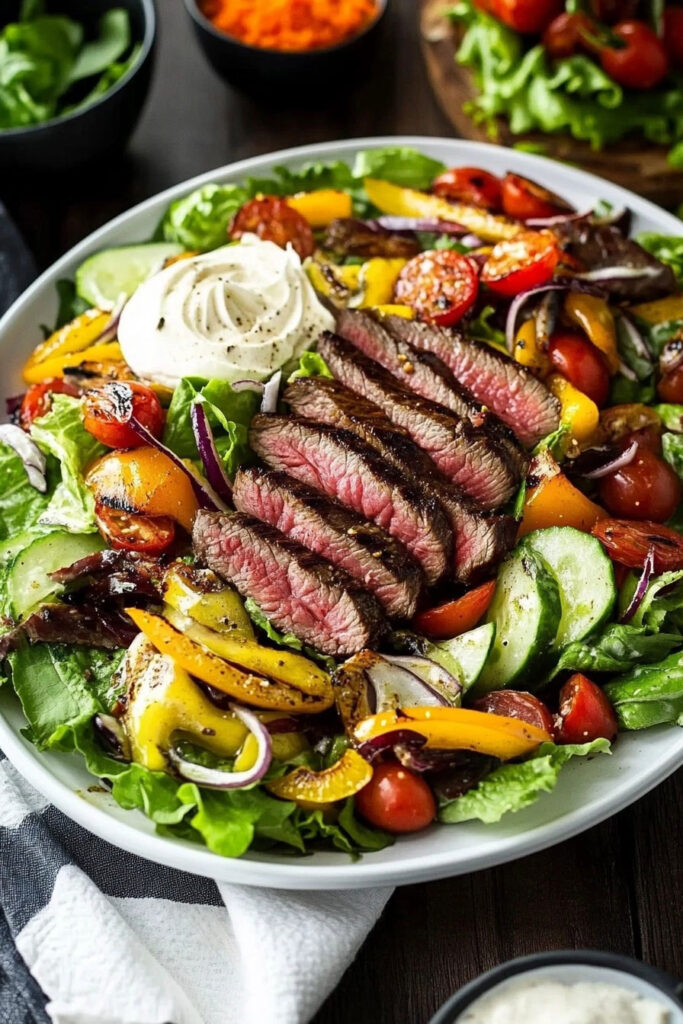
top-left (248, 414), bottom-right (452, 585)
top-left (317, 332), bottom-right (520, 508)
top-left (233, 466), bottom-right (422, 619)
top-left (382, 314), bottom-right (560, 447)
top-left (284, 377), bottom-right (515, 583)
top-left (193, 511), bottom-right (386, 657)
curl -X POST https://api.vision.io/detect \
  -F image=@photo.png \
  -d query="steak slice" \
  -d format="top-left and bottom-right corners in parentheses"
top-left (382, 315), bottom-right (560, 447)
top-left (193, 511), bottom-right (385, 657)
top-left (233, 467), bottom-right (422, 619)
top-left (317, 332), bottom-right (519, 508)
top-left (335, 307), bottom-right (526, 474)
top-left (249, 414), bottom-right (452, 585)
top-left (284, 377), bottom-right (515, 583)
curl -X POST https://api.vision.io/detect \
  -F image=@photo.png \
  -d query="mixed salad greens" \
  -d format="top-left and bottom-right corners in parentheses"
top-left (1, 145), bottom-right (683, 861)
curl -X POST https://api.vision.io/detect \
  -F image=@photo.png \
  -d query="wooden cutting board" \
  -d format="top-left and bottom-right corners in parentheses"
top-left (419, 0), bottom-right (683, 208)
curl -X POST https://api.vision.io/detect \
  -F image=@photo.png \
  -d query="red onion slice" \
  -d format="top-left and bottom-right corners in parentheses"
top-left (92, 294), bottom-right (127, 342)
top-left (381, 654), bottom-right (461, 704)
top-left (366, 216), bottom-right (467, 236)
top-left (168, 702), bottom-right (272, 789)
top-left (575, 265), bottom-right (664, 284)
top-left (365, 655), bottom-right (454, 713)
top-left (0, 423), bottom-right (47, 492)
top-left (357, 728), bottom-right (427, 763)
top-left (621, 547), bottom-right (656, 624)
top-left (526, 209), bottom-right (592, 228)
top-left (260, 370), bottom-right (282, 414)
top-left (580, 440), bottom-right (639, 480)
top-left (505, 284), bottom-right (569, 353)
top-left (232, 379), bottom-right (265, 395)
top-left (618, 311), bottom-right (654, 360)
top-left (190, 402), bottom-right (233, 504)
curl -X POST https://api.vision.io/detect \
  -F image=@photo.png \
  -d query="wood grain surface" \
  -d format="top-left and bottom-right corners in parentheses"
top-left (2, 2), bottom-right (681, 1021)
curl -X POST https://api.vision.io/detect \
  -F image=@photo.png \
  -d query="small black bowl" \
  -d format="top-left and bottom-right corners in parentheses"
top-left (183, 0), bottom-right (387, 97)
top-left (430, 951), bottom-right (683, 1024)
top-left (0, 0), bottom-right (155, 175)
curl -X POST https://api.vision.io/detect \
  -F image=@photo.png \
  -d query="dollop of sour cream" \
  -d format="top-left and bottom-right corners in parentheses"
top-left (117, 234), bottom-right (334, 387)
top-left (458, 979), bottom-right (670, 1024)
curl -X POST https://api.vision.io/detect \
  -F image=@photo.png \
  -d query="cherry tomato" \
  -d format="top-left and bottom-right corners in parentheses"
top-left (432, 167), bottom-right (502, 210)
top-left (543, 13), bottom-right (597, 60)
top-left (82, 382), bottom-right (164, 449)
top-left (394, 250), bottom-right (479, 326)
top-left (355, 762), bottom-right (436, 834)
top-left (589, 0), bottom-right (638, 23)
top-left (500, 174), bottom-right (572, 222)
top-left (229, 196), bottom-right (315, 260)
top-left (663, 7), bottom-right (683, 66)
top-left (600, 21), bottom-right (669, 90)
top-left (623, 426), bottom-right (662, 456)
top-left (598, 449), bottom-right (681, 523)
top-left (481, 231), bottom-right (560, 298)
top-left (548, 331), bottom-right (610, 407)
top-left (658, 364), bottom-right (683, 404)
top-left (481, 0), bottom-right (563, 34)
top-left (472, 691), bottom-right (555, 737)
top-left (555, 673), bottom-right (618, 745)
top-left (19, 378), bottom-right (80, 430)
top-left (94, 502), bottom-right (175, 555)
top-left (413, 580), bottom-right (496, 639)
top-left (592, 518), bottom-right (683, 572)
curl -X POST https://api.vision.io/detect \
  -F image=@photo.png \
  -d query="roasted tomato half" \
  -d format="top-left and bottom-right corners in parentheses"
top-left (592, 518), bottom-right (683, 572)
top-left (481, 231), bottom-right (560, 297)
top-left (432, 167), bottom-right (502, 210)
top-left (20, 378), bottom-right (80, 430)
top-left (501, 174), bottom-right (572, 221)
top-left (394, 249), bottom-right (479, 326)
top-left (229, 196), bottom-right (315, 260)
top-left (94, 503), bottom-right (176, 555)
top-left (555, 674), bottom-right (618, 744)
top-left (82, 382), bottom-right (164, 449)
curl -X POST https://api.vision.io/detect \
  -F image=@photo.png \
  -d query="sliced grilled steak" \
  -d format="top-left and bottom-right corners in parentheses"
top-left (317, 332), bottom-right (519, 508)
top-left (233, 467), bottom-right (422, 619)
top-left (382, 315), bottom-right (560, 447)
top-left (335, 307), bottom-right (526, 474)
top-left (284, 377), bottom-right (515, 583)
top-left (249, 414), bottom-right (452, 585)
top-left (193, 511), bottom-right (385, 657)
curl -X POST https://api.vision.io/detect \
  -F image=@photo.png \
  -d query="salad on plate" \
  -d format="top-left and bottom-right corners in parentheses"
top-left (1, 145), bottom-right (683, 860)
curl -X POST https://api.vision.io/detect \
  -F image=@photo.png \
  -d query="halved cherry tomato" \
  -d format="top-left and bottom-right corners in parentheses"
top-left (472, 691), bottom-right (555, 737)
top-left (432, 167), bottom-right (502, 211)
top-left (478, 0), bottom-right (563, 34)
top-left (481, 231), bottom-right (560, 297)
top-left (501, 174), bottom-right (572, 222)
top-left (19, 378), bottom-right (80, 430)
top-left (94, 503), bottom-right (175, 554)
top-left (82, 382), bottom-right (164, 449)
top-left (664, 7), bottom-right (683, 66)
top-left (394, 250), bottom-right (479, 326)
top-left (355, 762), bottom-right (436, 834)
top-left (555, 673), bottom-right (618, 745)
top-left (598, 449), bottom-right (681, 523)
top-left (600, 21), bottom-right (669, 90)
top-left (543, 12), bottom-right (597, 59)
top-left (229, 196), bottom-right (315, 260)
top-left (413, 580), bottom-right (496, 639)
top-left (658, 365), bottom-right (683, 404)
top-left (548, 331), bottom-right (610, 407)
top-left (592, 518), bottom-right (683, 572)
top-left (86, 448), bottom-right (199, 533)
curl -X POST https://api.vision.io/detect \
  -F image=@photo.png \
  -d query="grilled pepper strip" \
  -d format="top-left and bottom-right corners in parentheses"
top-left (548, 373), bottom-right (600, 444)
top-left (127, 608), bottom-right (334, 712)
top-left (24, 342), bottom-right (124, 384)
top-left (518, 472), bottom-right (607, 538)
top-left (564, 294), bottom-right (619, 374)
top-left (353, 707), bottom-right (550, 760)
top-left (514, 318), bottom-right (550, 376)
top-left (23, 309), bottom-right (111, 382)
top-left (287, 189), bottom-right (353, 227)
top-left (267, 749), bottom-right (372, 804)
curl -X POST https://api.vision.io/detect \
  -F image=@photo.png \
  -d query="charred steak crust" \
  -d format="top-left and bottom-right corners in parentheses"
top-left (284, 376), bottom-right (515, 583)
top-left (382, 314), bottom-right (560, 448)
top-left (317, 332), bottom-right (520, 508)
top-left (233, 466), bottom-right (422, 619)
top-left (193, 511), bottom-right (386, 657)
top-left (248, 414), bottom-right (452, 586)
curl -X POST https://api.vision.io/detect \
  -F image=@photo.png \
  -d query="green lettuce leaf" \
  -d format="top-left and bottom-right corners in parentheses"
top-left (655, 404), bottom-right (683, 432)
top-left (628, 569), bottom-right (683, 635)
top-left (662, 432), bottom-right (683, 480)
top-left (351, 147), bottom-right (446, 189)
top-left (439, 739), bottom-right (611, 824)
top-left (159, 184), bottom-right (249, 250)
top-left (552, 623), bottom-right (681, 676)
top-left (0, 442), bottom-right (56, 541)
top-left (245, 160), bottom-right (355, 199)
top-left (636, 233), bottom-right (683, 285)
top-left (287, 351), bottom-right (333, 382)
top-left (604, 651), bottom-right (683, 730)
top-left (66, 8), bottom-right (130, 84)
top-left (466, 304), bottom-right (507, 351)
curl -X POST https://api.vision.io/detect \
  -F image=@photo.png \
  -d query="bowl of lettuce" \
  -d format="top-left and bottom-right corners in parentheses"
top-left (0, 0), bottom-right (155, 174)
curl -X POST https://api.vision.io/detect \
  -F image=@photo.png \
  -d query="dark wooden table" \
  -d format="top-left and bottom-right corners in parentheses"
top-left (4, 2), bottom-right (682, 1021)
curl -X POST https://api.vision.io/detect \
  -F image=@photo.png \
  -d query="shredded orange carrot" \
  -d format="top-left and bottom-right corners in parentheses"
top-left (199, 0), bottom-right (379, 52)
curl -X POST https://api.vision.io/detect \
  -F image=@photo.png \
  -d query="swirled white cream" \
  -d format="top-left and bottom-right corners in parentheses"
top-left (458, 979), bottom-right (670, 1024)
top-left (117, 234), bottom-right (334, 386)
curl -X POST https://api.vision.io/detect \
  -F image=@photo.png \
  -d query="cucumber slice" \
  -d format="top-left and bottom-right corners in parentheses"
top-left (75, 242), bottom-right (185, 310)
top-left (473, 549), bottom-right (561, 694)
top-left (7, 531), bottom-right (104, 620)
top-left (522, 526), bottom-right (616, 648)
top-left (427, 623), bottom-right (496, 694)
top-left (0, 528), bottom-right (52, 565)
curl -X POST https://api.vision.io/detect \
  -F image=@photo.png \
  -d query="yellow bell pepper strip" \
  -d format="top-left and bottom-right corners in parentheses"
top-left (363, 178), bottom-right (521, 243)
top-left (287, 189), bottom-right (353, 227)
top-left (127, 608), bottom-right (334, 713)
top-left (358, 258), bottom-right (407, 307)
top-left (564, 294), bottom-right (619, 374)
top-left (24, 342), bottom-right (124, 384)
top-left (513, 318), bottom-right (550, 376)
top-left (162, 562), bottom-right (255, 639)
top-left (353, 707), bottom-right (550, 761)
top-left (85, 448), bottom-right (200, 534)
top-left (267, 749), bottom-right (372, 804)
top-left (373, 304), bottom-right (414, 319)
top-left (518, 472), bottom-right (607, 538)
top-left (22, 308), bottom-right (111, 382)
top-left (630, 294), bottom-right (683, 324)
top-left (548, 373), bottom-right (600, 445)
top-left (304, 257), bottom-right (360, 305)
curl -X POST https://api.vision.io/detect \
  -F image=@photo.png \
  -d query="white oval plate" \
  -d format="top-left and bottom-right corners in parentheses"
top-left (1, 137), bottom-right (682, 889)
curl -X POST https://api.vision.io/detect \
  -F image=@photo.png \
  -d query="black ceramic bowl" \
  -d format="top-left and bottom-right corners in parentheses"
top-left (0, 0), bottom-right (155, 175)
top-left (183, 0), bottom-right (387, 96)
top-left (430, 951), bottom-right (683, 1024)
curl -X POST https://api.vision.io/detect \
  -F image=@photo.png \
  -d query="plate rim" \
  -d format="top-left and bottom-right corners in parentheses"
top-left (1, 135), bottom-right (682, 889)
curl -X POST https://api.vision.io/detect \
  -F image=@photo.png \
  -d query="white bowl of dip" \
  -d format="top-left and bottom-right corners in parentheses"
top-left (430, 952), bottom-right (683, 1024)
